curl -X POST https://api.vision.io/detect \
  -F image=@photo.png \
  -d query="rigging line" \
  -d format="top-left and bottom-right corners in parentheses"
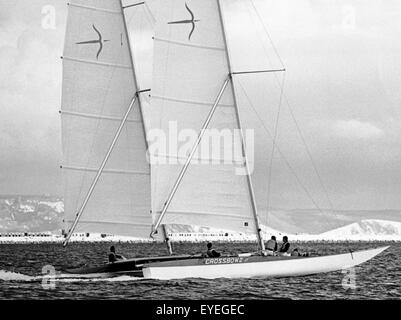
top-left (232, 69), bottom-right (285, 75)
top-left (122, 2), bottom-right (145, 10)
top-left (241, 2), bottom-right (277, 76)
top-left (126, 6), bottom-right (146, 81)
top-left (126, 2), bottom-right (153, 38)
top-left (282, 93), bottom-right (335, 213)
top-left (265, 72), bottom-right (286, 226)
top-left (236, 78), bottom-right (325, 214)
top-left (125, 1), bottom-right (156, 26)
top-left (248, 0), bottom-right (335, 213)
top-left (122, 5), bottom-right (143, 97)
top-left (248, 0), bottom-right (285, 70)
top-left (143, 2), bottom-right (157, 26)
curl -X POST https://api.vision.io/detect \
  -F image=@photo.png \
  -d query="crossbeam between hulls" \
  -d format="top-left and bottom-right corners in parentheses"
top-left (63, 93), bottom-right (140, 247)
top-left (150, 77), bottom-right (231, 237)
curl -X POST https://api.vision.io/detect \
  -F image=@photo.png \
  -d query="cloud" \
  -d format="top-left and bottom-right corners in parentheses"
top-left (332, 119), bottom-right (383, 139)
top-left (0, 1), bottom-right (67, 195)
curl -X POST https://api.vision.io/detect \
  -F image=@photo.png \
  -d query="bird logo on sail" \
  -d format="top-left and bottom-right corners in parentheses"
top-left (76, 25), bottom-right (110, 60)
top-left (168, 3), bottom-right (200, 41)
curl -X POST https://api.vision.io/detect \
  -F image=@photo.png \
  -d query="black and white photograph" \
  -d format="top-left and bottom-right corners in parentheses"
top-left (0, 0), bottom-right (400, 309)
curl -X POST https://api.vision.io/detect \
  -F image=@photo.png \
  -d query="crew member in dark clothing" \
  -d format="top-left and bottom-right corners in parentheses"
top-left (206, 242), bottom-right (221, 258)
top-left (108, 245), bottom-right (127, 263)
top-left (279, 236), bottom-right (290, 254)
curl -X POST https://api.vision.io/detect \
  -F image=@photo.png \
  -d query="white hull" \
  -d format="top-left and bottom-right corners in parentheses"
top-left (142, 246), bottom-right (389, 280)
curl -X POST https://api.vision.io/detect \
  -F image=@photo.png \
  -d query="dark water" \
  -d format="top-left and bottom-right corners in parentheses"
top-left (0, 241), bottom-right (399, 299)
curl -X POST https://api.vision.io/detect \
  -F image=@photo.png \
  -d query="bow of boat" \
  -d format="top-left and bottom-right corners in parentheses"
top-left (349, 246), bottom-right (389, 266)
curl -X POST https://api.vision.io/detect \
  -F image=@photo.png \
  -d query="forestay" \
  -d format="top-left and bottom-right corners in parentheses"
top-left (148, 0), bottom-right (256, 234)
top-left (61, 0), bottom-right (152, 237)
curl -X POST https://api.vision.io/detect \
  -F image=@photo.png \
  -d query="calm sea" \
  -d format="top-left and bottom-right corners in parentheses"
top-left (0, 241), bottom-right (399, 299)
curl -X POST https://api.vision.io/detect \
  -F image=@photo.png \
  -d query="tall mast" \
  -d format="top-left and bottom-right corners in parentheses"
top-left (120, 0), bottom-right (148, 140)
top-left (217, 0), bottom-right (265, 251)
top-left (120, 1), bottom-right (173, 254)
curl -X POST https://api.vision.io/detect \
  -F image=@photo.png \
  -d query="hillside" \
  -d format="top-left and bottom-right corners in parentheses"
top-left (0, 195), bottom-right (63, 233)
top-left (263, 208), bottom-right (401, 234)
top-left (1, 195), bottom-right (401, 241)
top-left (315, 219), bottom-right (401, 240)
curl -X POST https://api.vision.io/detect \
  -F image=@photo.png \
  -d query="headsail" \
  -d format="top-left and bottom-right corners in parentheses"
top-left (147, 0), bottom-right (258, 234)
top-left (61, 0), bottom-right (152, 238)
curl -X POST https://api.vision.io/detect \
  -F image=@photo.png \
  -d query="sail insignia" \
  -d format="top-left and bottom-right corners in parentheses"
top-left (76, 24), bottom-right (110, 59)
top-left (167, 3), bottom-right (200, 40)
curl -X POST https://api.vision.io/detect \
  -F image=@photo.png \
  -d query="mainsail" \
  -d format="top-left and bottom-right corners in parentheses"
top-left (61, 0), bottom-right (152, 238)
top-left (148, 0), bottom-right (260, 235)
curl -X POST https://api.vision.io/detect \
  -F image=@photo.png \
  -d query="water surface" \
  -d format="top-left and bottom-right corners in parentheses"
top-left (0, 241), bottom-right (399, 299)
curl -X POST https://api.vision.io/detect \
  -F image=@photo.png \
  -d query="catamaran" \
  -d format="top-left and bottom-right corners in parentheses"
top-left (61, 0), bottom-right (388, 279)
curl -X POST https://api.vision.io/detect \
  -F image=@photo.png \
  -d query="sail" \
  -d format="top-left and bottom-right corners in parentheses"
top-left (61, 0), bottom-right (152, 237)
top-left (147, 0), bottom-right (257, 234)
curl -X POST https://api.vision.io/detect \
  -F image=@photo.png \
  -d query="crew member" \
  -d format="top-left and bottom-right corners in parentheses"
top-left (206, 242), bottom-right (221, 258)
top-left (108, 245), bottom-right (127, 263)
top-left (264, 236), bottom-right (278, 256)
top-left (279, 236), bottom-right (290, 255)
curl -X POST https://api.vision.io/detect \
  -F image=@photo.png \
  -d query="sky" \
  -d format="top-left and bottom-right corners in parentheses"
top-left (0, 0), bottom-right (401, 211)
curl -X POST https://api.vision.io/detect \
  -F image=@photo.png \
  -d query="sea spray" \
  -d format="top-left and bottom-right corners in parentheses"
top-left (0, 269), bottom-right (141, 283)
top-left (0, 270), bottom-right (37, 282)
top-left (53, 275), bottom-right (143, 283)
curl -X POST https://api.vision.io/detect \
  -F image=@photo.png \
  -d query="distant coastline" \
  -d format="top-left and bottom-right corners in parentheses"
top-left (0, 232), bottom-right (400, 244)
top-left (1, 195), bottom-right (401, 241)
